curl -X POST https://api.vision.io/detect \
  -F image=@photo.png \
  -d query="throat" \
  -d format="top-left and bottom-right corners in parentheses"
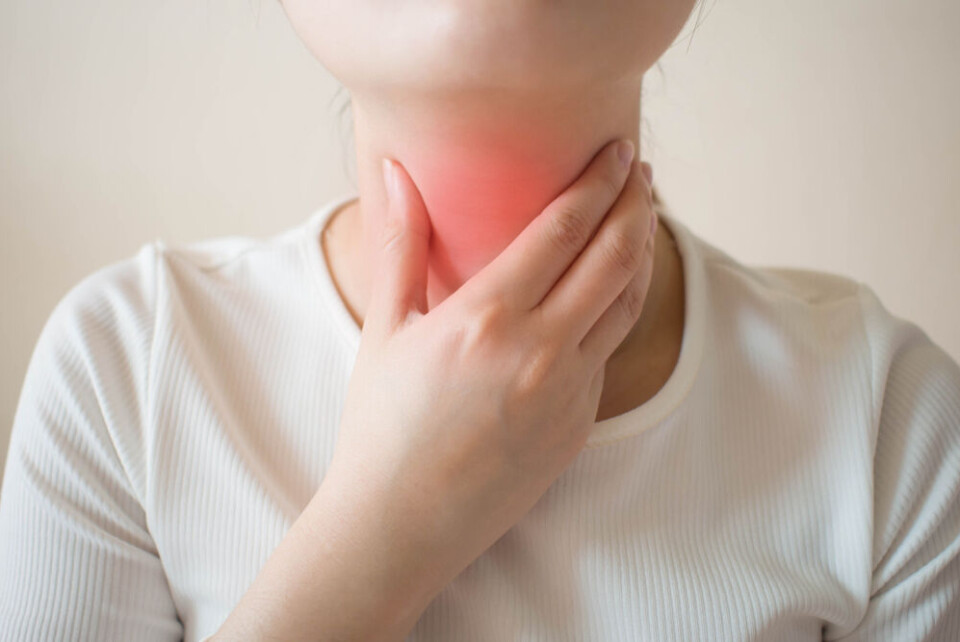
top-left (321, 194), bottom-right (686, 425)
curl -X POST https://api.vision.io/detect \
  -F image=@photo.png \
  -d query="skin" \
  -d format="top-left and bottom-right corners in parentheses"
top-left (293, 0), bottom-right (696, 421)
top-left (214, 2), bottom-right (698, 639)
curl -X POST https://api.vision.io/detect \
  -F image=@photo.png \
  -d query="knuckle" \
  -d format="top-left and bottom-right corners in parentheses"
top-left (616, 277), bottom-right (646, 321)
top-left (545, 205), bottom-right (593, 254)
top-left (598, 168), bottom-right (625, 203)
top-left (514, 342), bottom-right (561, 397)
top-left (379, 217), bottom-right (406, 251)
top-left (602, 226), bottom-right (644, 274)
top-left (458, 299), bottom-right (510, 352)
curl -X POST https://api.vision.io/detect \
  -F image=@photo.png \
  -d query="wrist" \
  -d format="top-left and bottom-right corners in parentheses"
top-left (306, 470), bottom-right (452, 637)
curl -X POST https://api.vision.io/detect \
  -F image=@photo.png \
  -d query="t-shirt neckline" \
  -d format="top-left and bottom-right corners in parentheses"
top-left (298, 192), bottom-right (706, 449)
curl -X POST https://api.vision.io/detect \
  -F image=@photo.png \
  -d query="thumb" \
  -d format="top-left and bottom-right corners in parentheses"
top-left (368, 157), bottom-right (432, 336)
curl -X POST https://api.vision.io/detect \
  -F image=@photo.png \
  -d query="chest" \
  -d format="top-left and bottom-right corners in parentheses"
top-left (142, 314), bottom-right (874, 640)
top-left (149, 416), bottom-right (871, 642)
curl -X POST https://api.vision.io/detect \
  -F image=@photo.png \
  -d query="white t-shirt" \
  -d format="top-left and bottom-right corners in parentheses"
top-left (1, 193), bottom-right (959, 641)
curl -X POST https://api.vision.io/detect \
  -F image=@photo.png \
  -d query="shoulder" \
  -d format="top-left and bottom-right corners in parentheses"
top-left (855, 282), bottom-right (960, 424)
top-left (688, 232), bottom-right (959, 418)
top-left (8, 241), bottom-right (164, 512)
top-left (26, 240), bottom-right (166, 437)
top-left (855, 284), bottom-right (960, 521)
top-left (836, 288), bottom-right (960, 638)
top-left (17, 227), bottom-right (296, 491)
top-left (39, 221), bottom-right (306, 381)
top-left (715, 248), bottom-right (960, 420)
top-left (687, 235), bottom-right (868, 364)
top-left (695, 235), bottom-right (862, 306)
top-left (29, 228), bottom-right (266, 429)
top-left (42, 240), bottom-right (162, 368)
top-left (693, 240), bottom-right (960, 634)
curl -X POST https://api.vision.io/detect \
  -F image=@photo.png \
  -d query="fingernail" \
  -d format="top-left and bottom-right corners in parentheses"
top-left (641, 162), bottom-right (653, 186)
top-left (649, 211), bottom-right (658, 236)
top-left (616, 140), bottom-right (635, 169)
top-left (382, 158), bottom-right (397, 202)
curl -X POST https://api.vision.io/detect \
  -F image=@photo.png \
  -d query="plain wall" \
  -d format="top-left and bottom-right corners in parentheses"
top-left (2, 0), bottom-right (958, 480)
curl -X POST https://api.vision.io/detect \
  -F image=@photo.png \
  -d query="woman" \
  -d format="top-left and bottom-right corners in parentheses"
top-left (1, 1), bottom-right (958, 640)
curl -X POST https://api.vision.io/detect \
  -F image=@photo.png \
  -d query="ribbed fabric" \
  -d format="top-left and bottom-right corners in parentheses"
top-left (1, 193), bottom-right (958, 641)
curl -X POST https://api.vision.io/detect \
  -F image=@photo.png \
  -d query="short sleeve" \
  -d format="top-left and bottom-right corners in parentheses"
top-left (0, 243), bottom-right (183, 641)
top-left (827, 284), bottom-right (960, 640)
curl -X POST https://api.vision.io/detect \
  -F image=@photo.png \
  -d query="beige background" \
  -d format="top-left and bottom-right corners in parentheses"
top-left (2, 0), bottom-right (958, 480)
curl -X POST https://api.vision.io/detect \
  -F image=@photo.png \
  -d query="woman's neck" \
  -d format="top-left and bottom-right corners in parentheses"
top-left (348, 80), bottom-right (647, 305)
top-left (325, 81), bottom-right (685, 417)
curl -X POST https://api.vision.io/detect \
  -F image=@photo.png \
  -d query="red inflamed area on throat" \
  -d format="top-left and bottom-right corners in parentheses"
top-left (399, 147), bottom-right (576, 296)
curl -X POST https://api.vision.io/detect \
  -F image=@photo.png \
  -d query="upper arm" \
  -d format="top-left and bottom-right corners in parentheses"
top-left (826, 285), bottom-right (960, 640)
top-left (0, 243), bottom-right (183, 641)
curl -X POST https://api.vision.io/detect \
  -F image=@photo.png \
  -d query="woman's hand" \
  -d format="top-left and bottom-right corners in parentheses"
top-left (212, 138), bottom-right (657, 642)
top-left (326, 137), bottom-right (658, 610)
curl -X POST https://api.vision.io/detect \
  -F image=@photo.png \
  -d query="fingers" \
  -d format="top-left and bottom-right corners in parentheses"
top-left (537, 157), bottom-right (656, 347)
top-left (578, 225), bottom-right (656, 368)
top-left (365, 158), bottom-right (432, 339)
top-left (589, 363), bottom-right (606, 420)
top-left (475, 138), bottom-right (636, 312)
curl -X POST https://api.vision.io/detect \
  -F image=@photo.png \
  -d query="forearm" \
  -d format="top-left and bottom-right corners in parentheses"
top-left (211, 471), bottom-right (450, 642)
